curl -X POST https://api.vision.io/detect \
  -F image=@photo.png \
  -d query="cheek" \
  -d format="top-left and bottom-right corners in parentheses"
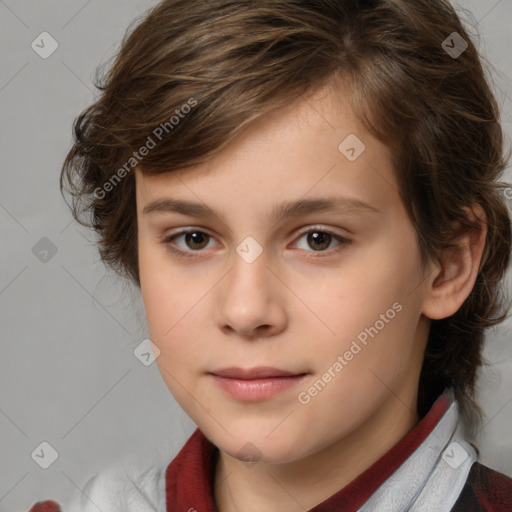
top-left (318, 239), bottom-right (417, 325)
top-left (311, 232), bottom-right (423, 366)
top-left (138, 240), bottom-right (193, 336)
top-left (138, 243), bottom-right (211, 374)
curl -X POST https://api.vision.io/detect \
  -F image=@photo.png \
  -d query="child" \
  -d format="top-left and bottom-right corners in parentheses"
top-left (31, 0), bottom-right (512, 510)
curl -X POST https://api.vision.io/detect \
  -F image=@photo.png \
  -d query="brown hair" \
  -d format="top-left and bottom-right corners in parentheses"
top-left (60, 0), bottom-right (511, 429)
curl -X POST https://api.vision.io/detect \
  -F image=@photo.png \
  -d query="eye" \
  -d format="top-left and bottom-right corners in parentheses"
top-left (162, 226), bottom-right (351, 259)
top-left (162, 229), bottom-right (217, 257)
top-left (293, 227), bottom-right (350, 254)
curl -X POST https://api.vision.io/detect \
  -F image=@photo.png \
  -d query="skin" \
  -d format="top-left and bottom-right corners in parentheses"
top-left (135, 82), bottom-right (487, 512)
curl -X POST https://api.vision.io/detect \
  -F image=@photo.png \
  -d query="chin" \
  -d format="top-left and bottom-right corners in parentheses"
top-left (201, 419), bottom-right (311, 465)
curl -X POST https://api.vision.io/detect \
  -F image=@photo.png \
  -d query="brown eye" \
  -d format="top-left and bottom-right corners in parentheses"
top-left (184, 231), bottom-right (210, 250)
top-left (307, 231), bottom-right (332, 251)
top-left (163, 230), bottom-right (216, 256)
top-left (163, 226), bottom-right (350, 259)
top-left (294, 227), bottom-right (350, 255)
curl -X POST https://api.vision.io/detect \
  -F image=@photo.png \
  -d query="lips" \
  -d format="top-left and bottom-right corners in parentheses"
top-left (210, 366), bottom-right (304, 379)
top-left (209, 367), bottom-right (308, 401)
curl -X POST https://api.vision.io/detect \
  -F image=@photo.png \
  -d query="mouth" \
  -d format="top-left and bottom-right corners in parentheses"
top-left (208, 366), bottom-right (308, 402)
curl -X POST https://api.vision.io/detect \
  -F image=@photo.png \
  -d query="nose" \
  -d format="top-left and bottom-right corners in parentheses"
top-left (214, 247), bottom-right (288, 339)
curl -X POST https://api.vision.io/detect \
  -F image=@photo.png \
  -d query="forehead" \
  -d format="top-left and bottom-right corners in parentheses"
top-left (135, 83), bottom-right (401, 221)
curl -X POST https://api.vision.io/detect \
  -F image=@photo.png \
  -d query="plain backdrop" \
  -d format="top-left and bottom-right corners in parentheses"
top-left (0, 0), bottom-right (511, 510)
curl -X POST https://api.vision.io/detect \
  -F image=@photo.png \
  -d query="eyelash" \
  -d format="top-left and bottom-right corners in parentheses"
top-left (161, 226), bottom-right (351, 259)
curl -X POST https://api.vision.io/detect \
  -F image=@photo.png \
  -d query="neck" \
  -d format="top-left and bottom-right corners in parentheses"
top-left (213, 392), bottom-right (419, 512)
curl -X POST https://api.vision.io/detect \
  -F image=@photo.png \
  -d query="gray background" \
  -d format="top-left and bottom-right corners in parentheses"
top-left (0, 0), bottom-right (511, 510)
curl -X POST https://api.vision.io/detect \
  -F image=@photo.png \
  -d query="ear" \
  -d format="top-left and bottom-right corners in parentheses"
top-left (421, 204), bottom-right (487, 320)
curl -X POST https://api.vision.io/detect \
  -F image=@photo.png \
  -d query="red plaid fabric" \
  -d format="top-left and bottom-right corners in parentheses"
top-left (28, 501), bottom-right (61, 512)
top-left (451, 462), bottom-right (512, 511)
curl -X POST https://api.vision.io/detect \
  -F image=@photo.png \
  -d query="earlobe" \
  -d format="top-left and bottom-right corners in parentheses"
top-left (421, 205), bottom-right (487, 320)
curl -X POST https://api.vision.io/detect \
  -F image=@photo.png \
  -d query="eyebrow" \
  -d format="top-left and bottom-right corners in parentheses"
top-left (142, 195), bottom-right (381, 223)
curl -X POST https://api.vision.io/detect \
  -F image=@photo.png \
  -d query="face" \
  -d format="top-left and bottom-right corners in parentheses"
top-left (135, 83), bottom-right (433, 465)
